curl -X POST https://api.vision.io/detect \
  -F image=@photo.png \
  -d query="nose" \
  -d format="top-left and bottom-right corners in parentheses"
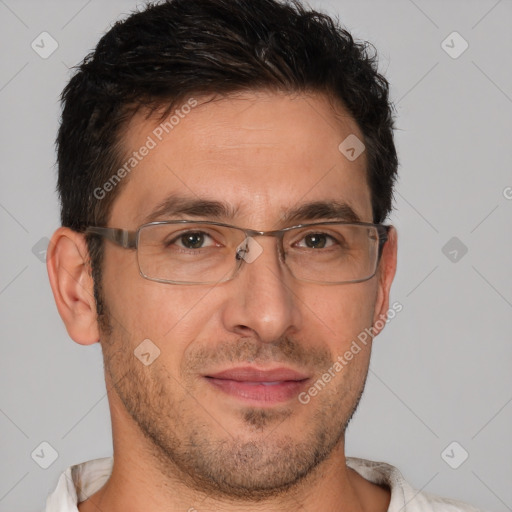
top-left (220, 236), bottom-right (302, 343)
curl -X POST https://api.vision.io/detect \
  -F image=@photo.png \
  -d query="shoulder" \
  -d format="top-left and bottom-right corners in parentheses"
top-left (346, 457), bottom-right (486, 512)
top-left (45, 457), bottom-right (113, 512)
top-left (416, 490), bottom-right (486, 512)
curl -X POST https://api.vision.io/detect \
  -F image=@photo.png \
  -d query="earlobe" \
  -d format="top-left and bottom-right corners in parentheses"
top-left (46, 227), bottom-right (100, 345)
top-left (372, 226), bottom-right (398, 336)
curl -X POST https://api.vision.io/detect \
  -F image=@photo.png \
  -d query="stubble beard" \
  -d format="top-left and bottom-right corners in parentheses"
top-left (97, 290), bottom-right (368, 501)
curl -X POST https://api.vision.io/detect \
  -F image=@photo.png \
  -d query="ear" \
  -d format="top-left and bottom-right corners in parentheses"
top-left (371, 226), bottom-right (398, 336)
top-left (47, 227), bottom-right (100, 345)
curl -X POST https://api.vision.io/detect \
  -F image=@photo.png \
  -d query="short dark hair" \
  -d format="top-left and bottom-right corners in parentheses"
top-left (56, 0), bottom-right (397, 314)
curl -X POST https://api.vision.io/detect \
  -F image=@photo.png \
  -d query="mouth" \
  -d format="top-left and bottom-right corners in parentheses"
top-left (204, 366), bottom-right (311, 405)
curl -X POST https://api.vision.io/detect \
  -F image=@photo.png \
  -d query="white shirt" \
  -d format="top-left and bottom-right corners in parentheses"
top-left (45, 456), bottom-right (484, 511)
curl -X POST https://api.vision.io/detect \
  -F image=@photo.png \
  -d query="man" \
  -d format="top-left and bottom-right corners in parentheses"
top-left (45, 0), bottom-right (481, 510)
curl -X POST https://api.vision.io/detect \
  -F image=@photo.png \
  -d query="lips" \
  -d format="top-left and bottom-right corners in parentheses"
top-left (204, 366), bottom-right (310, 405)
top-left (207, 367), bottom-right (309, 382)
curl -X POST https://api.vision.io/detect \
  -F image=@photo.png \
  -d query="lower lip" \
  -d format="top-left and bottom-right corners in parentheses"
top-left (205, 378), bottom-right (308, 405)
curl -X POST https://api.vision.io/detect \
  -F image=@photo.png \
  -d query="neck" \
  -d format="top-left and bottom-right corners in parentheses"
top-left (78, 442), bottom-right (389, 512)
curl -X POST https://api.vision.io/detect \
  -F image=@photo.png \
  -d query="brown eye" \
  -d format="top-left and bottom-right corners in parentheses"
top-left (165, 231), bottom-right (216, 250)
top-left (304, 233), bottom-right (328, 248)
top-left (180, 232), bottom-right (206, 249)
top-left (296, 232), bottom-right (337, 249)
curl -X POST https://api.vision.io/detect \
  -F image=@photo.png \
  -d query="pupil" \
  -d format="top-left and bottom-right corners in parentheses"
top-left (306, 234), bottom-right (326, 248)
top-left (182, 232), bottom-right (204, 249)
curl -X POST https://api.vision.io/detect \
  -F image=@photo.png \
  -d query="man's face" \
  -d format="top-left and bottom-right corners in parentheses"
top-left (98, 91), bottom-right (393, 497)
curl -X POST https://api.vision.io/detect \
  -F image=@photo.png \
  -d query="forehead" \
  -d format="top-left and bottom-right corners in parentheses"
top-left (110, 91), bottom-right (372, 228)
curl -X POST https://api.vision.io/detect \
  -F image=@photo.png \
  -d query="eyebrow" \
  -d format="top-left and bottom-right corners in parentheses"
top-left (141, 194), bottom-right (240, 224)
top-left (280, 200), bottom-right (362, 224)
top-left (141, 194), bottom-right (363, 225)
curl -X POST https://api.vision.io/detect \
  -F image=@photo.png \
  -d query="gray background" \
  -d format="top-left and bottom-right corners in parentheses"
top-left (0, 0), bottom-right (511, 510)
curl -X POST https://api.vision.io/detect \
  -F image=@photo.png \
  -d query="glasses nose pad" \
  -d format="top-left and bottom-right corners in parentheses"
top-left (235, 239), bottom-right (248, 261)
top-left (235, 237), bottom-right (264, 264)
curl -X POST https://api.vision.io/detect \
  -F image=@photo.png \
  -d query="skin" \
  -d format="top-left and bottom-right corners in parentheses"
top-left (48, 90), bottom-right (397, 512)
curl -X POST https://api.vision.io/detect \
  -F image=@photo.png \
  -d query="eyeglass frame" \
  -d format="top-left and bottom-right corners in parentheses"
top-left (85, 220), bottom-right (391, 285)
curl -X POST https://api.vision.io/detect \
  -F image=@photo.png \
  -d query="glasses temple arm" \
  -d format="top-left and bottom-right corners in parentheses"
top-left (85, 227), bottom-right (137, 249)
top-left (376, 225), bottom-right (391, 259)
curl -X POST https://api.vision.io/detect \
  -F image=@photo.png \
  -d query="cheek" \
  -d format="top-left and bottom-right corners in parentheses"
top-left (101, 250), bottom-right (218, 344)
top-left (301, 280), bottom-right (378, 349)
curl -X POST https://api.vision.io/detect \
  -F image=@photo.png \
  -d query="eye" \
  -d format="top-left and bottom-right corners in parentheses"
top-left (171, 231), bottom-right (216, 250)
top-left (296, 232), bottom-right (336, 249)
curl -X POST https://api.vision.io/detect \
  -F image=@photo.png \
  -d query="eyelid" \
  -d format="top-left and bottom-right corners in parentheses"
top-left (287, 228), bottom-right (341, 246)
top-left (286, 224), bottom-right (345, 236)
top-left (164, 226), bottom-right (230, 249)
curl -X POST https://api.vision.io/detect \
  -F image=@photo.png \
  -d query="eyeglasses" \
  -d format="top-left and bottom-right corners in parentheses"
top-left (85, 220), bottom-right (390, 285)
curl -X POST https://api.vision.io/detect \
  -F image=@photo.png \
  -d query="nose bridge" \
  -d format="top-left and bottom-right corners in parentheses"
top-left (234, 229), bottom-right (283, 268)
top-left (237, 232), bottom-right (285, 284)
top-left (227, 232), bottom-right (300, 342)
top-left (253, 229), bottom-right (285, 262)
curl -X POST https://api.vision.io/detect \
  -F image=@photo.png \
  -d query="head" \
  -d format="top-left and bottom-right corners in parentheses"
top-left (48, 0), bottom-right (398, 500)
